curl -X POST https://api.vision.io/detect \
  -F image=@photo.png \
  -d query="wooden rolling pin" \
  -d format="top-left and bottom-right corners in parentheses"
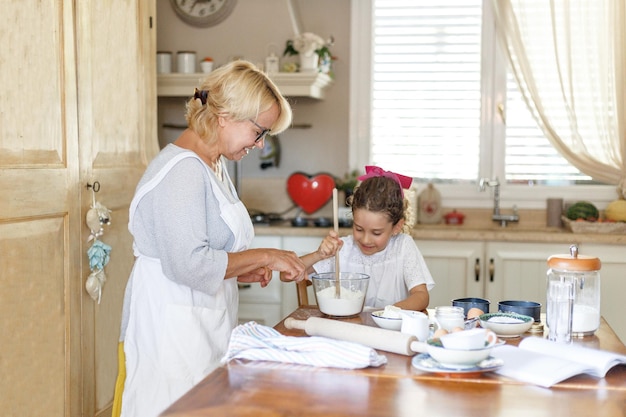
top-left (284, 317), bottom-right (428, 356)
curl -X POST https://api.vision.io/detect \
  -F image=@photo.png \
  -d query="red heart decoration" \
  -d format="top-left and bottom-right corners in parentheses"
top-left (287, 172), bottom-right (336, 214)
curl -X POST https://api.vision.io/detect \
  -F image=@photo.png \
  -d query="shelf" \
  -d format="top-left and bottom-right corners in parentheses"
top-left (157, 72), bottom-right (333, 100)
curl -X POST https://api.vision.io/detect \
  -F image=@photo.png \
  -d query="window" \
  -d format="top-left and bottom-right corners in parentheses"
top-left (350, 0), bottom-right (614, 208)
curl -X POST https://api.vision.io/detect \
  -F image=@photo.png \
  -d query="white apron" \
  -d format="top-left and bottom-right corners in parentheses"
top-left (121, 152), bottom-right (253, 417)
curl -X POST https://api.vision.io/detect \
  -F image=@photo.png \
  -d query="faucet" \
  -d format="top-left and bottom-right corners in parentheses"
top-left (479, 178), bottom-right (519, 227)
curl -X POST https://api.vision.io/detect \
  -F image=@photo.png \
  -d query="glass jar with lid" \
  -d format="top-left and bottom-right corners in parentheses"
top-left (547, 245), bottom-right (601, 337)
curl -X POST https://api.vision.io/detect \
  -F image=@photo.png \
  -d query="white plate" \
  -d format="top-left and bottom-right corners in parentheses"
top-left (479, 312), bottom-right (534, 338)
top-left (412, 353), bottom-right (504, 374)
top-left (371, 310), bottom-right (402, 331)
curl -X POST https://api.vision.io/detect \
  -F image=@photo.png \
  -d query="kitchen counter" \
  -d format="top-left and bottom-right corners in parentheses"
top-left (254, 222), bottom-right (626, 244)
top-left (161, 307), bottom-right (626, 417)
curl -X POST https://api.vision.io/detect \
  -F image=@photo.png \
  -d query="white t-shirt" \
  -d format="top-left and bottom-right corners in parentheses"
top-left (312, 233), bottom-right (435, 309)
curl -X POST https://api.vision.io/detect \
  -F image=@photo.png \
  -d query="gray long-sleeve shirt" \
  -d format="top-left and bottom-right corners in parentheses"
top-left (120, 144), bottom-right (240, 339)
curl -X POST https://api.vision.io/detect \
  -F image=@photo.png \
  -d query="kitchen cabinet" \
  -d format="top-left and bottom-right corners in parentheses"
top-left (158, 72), bottom-right (334, 99)
top-left (282, 236), bottom-right (322, 312)
top-left (415, 240), bottom-right (567, 312)
top-left (238, 236), bottom-right (321, 327)
top-left (483, 242), bottom-right (567, 308)
top-left (238, 236), bottom-right (283, 326)
top-left (413, 240), bottom-right (484, 308)
top-left (582, 244), bottom-right (626, 343)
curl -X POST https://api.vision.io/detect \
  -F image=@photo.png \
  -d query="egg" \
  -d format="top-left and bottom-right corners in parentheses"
top-left (467, 308), bottom-right (485, 320)
top-left (433, 328), bottom-right (449, 339)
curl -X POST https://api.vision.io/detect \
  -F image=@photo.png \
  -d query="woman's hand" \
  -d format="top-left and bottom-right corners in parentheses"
top-left (238, 267), bottom-right (272, 288)
top-left (266, 249), bottom-right (307, 282)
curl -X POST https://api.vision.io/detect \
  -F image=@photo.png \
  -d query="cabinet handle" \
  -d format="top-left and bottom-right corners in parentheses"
top-left (474, 258), bottom-right (480, 281)
top-left (489, 258), bottom-right (495, 282)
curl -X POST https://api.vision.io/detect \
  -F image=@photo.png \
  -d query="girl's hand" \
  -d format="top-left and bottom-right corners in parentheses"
top-left (238, 267), bottom-right (272, 288)
top-left (317, 230), bottom-right (343, 259)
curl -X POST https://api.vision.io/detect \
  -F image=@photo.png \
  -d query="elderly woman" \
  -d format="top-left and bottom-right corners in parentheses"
top-left (117, 60), bottom-right (306, 417)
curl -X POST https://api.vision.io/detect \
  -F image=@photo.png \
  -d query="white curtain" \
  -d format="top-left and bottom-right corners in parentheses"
top-left (493, 0), bottom-right (626, 196)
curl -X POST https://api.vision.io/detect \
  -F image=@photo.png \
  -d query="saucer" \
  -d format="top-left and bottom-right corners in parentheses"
top-left (412, 353), bottom-right (504, 375)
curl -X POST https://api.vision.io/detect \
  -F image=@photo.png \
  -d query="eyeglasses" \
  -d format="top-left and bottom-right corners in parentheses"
top-left (248, 119), bottom-right (271, 143)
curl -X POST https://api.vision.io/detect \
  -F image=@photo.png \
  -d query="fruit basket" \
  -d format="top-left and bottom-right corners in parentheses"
top-left (562, 216), bottom-right (626, 234)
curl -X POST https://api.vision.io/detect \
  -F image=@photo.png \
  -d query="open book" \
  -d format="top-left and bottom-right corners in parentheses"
top-left (491, 337), bottom-right (626, 387)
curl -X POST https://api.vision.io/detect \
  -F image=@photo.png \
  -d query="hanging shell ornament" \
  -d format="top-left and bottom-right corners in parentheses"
top-left (85, 187), bottom-right (112, 303)
top-left (86, 269), bottom-right (107, 304)
top-left (86, 202), bottom-right (112, 241)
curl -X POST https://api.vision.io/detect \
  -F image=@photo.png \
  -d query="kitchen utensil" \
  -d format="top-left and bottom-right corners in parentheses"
top-left (259, 134), bottom-right (281, 169)
top-left (422, 338), bottom-right (495, 368)
top-left (443, 209), bottom-right (465, 225)
top-left (177, 51), bottom-right (196, 73)
top-left (439, 328), bottom-right (497, 350)
top-left (332, 188), bottom-right (340, 297)
top-left (286, 172), bottom-right (335, 214)
top-left (478, 312), bottom-right (533, 338)
top-left (371, 310), bottom-right (403, 331)
top-left (547, 245), bottom-right (601, 337)
top-left (284, 316), bottom-right (429, 356)
top-left (284, 317), bottom-right (495, 366)
top-left (412, 353), bottom-right (503, 374)
top-left (399, 310), bottom-right (430, 342)
top-left (546, 278), bottom-right (574, 343)
top-left (498, 300), bottom-right (541, 323)
top-left (433, 306), bottom-right (465, 331)
top-left (311, 273), bottom-right (369, 317)
top-left (452, 297), bottom-right (490, 318)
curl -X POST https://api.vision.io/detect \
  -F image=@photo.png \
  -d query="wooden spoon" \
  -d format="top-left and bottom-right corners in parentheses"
top-left (333, 188), bottom-right (341, 298)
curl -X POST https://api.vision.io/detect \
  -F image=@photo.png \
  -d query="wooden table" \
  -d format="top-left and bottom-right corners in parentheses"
top-left (161, 307), bottom-right (626, 417)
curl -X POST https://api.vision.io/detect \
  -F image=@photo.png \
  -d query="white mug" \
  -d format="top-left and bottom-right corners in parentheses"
top-left (400, 310), bottom-right (430, 342)
top-left (440, 328), bottom-right (498, 350)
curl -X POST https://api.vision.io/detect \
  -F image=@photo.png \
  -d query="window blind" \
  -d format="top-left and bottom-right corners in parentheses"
top-left (371, 0), bottom-right (592, 185)
top-left (372, 0), bottom-right (482, 182)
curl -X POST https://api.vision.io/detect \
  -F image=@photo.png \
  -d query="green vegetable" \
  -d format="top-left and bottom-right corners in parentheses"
top-left (566, 201), bottom-right (599, 221)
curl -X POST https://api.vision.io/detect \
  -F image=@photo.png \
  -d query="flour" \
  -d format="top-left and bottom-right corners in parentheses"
top-left (382, 305), bottom-right (402, 319)
top-left (316, 286), bottom-right (365, 316)
top-left (572, 305), bottom-right (600, 334)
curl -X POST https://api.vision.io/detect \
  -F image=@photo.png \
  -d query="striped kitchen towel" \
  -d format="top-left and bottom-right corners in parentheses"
top-left (222, 321), bottom-right (387, 369)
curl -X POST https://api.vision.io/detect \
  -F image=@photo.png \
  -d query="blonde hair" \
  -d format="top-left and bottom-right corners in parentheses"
top-left (185, 60), bottom-right (292, 142)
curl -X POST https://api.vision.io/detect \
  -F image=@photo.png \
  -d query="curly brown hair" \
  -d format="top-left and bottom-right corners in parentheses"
top-left (349, 176), bottom-right (406, 226)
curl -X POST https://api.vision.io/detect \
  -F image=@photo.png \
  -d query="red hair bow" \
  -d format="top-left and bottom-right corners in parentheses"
top-left (357, 166), bottom-right (413, 196)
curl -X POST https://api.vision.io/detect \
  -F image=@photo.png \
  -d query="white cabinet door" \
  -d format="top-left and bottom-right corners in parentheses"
top-left (238, 236), bottom-right (283, 326)
top-left (282, 237), bottom-right (322, 314)
top-left (414, 240), bottom-right (484, 308)
top-left (582, 243), bottom-right (626, 344)
top-left (484, 242), bottom-right (567, 312)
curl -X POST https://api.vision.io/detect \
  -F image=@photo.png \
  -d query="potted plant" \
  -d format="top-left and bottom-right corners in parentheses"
top-left (335, 169), bottom-right (359, 203)
top-left (283, 32), bottom-right (335, 74)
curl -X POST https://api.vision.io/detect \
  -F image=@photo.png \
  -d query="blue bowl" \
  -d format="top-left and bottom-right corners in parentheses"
top-left (452, 297), bottom-right (490, 318)
top-left (498, 300), bottom-right (541, 323)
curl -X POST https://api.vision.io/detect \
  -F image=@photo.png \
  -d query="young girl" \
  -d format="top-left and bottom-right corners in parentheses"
top-left (286, 166), bottom-right (435, 311)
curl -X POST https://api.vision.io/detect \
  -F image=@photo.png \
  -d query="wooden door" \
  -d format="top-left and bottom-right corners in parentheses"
top-left (0, 1), bottom-right (157, 416)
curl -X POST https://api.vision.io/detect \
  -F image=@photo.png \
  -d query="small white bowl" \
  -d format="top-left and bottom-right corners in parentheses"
top-left (479, 312), bottom-right (533, 338)
top-left (371, 310), bottom-right (403, 331)
top-left (425, 339), bottom-right (493, 368)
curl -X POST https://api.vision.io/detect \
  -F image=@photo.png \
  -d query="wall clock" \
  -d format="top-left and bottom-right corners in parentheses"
top-left (170, 0), bottom-right (237, 28)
